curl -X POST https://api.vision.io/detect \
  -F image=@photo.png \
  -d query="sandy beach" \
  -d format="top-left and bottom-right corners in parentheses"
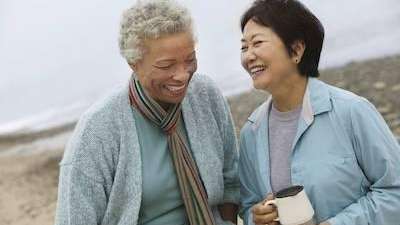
top-left (0, 55), bottom-right (399, 225)
top-left (0, 150), bottom-right (62, 225)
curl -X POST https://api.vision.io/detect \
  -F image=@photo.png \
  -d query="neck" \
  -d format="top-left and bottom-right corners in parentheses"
top-left (270, 75), bottom-right (308, 112)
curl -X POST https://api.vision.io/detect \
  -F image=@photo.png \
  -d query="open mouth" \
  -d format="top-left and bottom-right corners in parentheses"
top-left (164, 84), bottom-right (187, 96)
top-left (249, 65), bottom-right (267, 79)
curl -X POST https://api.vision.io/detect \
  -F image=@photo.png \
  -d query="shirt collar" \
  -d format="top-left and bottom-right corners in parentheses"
top-left (248, 78), bottom-right (332, 127)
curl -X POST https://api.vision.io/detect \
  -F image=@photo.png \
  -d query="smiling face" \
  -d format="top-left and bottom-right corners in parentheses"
top-left (131, 32), bottom-right (197, 107)
top-left (240, 20), bottom-right (301, 93)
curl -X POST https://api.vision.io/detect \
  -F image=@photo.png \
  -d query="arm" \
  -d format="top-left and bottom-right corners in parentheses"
top-left (238, 137), bottom-right (278, 225)
top-left (238, 130), bottom-right (259, 225)
top-left (55, 164), bottom-right (107, 225)
top-left (218, 98), bottom-right (240, 223)
top-left (327, 99), bottom-right (400, 225)
top-left (55, 128), bottom-right (109, 225)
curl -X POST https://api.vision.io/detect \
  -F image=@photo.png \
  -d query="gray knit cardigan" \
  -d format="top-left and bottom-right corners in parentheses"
top-left (55, 74), bottom-right (240, 225)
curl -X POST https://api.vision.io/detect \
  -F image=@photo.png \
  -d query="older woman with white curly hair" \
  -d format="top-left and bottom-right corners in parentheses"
top-left (54, 0), bottom-right (239, 225)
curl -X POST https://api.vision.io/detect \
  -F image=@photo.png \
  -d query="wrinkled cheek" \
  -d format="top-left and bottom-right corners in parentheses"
top-left (151, 72), bottom-right (172, 84)
top-left (149, 79), bottom-right (167, 95)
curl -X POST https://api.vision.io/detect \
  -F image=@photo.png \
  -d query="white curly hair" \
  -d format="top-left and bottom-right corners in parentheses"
top-left (119, 0), bottom-right (194, 64)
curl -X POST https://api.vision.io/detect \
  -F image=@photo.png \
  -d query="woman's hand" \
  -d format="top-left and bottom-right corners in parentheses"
top-left (252, 194), bottom-right (279, 225)
top-left (218, 203), bottom-right (238, 224)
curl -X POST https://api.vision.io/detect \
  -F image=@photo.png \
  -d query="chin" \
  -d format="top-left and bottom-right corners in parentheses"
top-left (252, 75), bottom-right (273, 91)
top-left (252, 81), bottom-right (269, 91)
top-left (157, 89), bottom-right (187, 105)
top-left (161, 95), bottom-right (185, 105)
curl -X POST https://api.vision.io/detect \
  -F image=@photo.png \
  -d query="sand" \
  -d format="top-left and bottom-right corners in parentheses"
top-left (0, 150), bottom-right (62, 225)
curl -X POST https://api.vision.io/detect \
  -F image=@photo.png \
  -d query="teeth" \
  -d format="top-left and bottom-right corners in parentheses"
top-left (250, 66), bottom-right (265, 72)
top-left (165, 84), bottom-right (186, 92)
top-left (249, 65), bottom-right (266, 76)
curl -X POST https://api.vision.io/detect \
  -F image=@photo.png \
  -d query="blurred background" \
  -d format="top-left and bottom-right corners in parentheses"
top-left (0, 0), bottom-right (399, 224)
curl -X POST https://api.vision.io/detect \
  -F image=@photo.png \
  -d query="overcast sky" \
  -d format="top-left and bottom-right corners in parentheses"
top-left (1, 0), bottom-right (399, 125)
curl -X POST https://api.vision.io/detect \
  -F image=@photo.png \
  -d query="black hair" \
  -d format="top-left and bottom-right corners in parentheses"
top-left (241, 0), bottom-right (324, 77)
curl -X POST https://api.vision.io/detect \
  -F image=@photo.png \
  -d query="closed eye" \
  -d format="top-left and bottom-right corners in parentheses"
top-left (154, 65), bottom-right (172, 70)
top-left (185, 57), bottom-right (196, 64)
top-left (253, 40), bottom-right (263, 46)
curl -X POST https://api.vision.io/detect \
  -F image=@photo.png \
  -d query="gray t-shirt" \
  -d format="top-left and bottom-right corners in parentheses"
top-left (268, 103), bottom-right (302, 193)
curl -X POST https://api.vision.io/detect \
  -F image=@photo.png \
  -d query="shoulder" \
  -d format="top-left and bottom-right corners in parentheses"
top-left (186, 73), bottom-right (228, 111)
top-left (187, 73), bottom-right (223, 99)
top-left (65, 85), bottom-right (132, 159)
top-left (322, 81), bottom-right (375, 116)
top-left (326, 82), bottom-right (365, 103)
top-left (62, 84), bottom-right (133, 163)
top-left (317, 81), bottom-right (383, 134)
top-left (61, 86), bottom-right (132, 182)
top-left (76, 85), bottom-right (131, 137)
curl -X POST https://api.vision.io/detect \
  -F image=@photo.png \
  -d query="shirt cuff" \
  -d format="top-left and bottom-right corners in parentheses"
top-left (223, 186), bottom-right (240, 204)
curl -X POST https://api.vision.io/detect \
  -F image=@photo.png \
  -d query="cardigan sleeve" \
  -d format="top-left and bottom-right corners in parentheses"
top-left (220, 97), bottom-right (240, 204)
top-left (198, 73), bottom-right (240, 204)
top-left (55, 163), bottom-right (107, 225)
top-left (55, 115), bottom-right (113, 225)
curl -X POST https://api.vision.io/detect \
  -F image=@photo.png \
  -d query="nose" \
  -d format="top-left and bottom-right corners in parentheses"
top-left (241, 48), bottom-right (256, 66)
top-left (172, 64), bottom-right (190, 82)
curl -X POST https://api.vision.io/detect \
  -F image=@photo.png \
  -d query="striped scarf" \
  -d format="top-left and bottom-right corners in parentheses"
top-left (128, 75), bottom-right (216, 225)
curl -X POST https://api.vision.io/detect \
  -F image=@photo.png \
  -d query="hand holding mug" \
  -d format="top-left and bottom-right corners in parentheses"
top-left (252, 193), bottom-right (279, 225)
top-left (264, 185), bottom-right (314, 225)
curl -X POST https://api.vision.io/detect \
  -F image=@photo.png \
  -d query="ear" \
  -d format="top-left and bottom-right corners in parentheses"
top-left (290, 40), bottom-right (306, 64)
top-left (128, 62), bottom-right (137, 71)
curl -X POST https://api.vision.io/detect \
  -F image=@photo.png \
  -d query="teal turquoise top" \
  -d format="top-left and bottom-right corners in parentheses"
top-left (133, 108), bottom-right (188, 225)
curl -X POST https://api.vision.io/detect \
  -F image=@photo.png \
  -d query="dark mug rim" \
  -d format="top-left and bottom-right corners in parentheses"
top-left (275, 185), bottom-right (304, 198)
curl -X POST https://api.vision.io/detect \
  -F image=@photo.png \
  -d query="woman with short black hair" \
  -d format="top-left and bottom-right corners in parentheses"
top-left (238, 1), bottom-right (400, 225)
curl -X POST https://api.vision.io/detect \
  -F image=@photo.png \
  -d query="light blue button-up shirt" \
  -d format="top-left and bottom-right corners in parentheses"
top-left (239, 78), bottom-right (400, 225)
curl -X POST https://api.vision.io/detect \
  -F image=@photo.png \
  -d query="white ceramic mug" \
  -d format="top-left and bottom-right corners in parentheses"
top-left (264, 185), bottom-right (315, 225)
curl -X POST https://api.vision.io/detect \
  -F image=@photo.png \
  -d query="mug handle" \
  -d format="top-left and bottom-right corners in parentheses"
top-left (263, 199), bottom-right (280, 222)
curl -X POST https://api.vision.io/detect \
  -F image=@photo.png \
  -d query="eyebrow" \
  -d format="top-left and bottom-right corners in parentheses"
top-left (241, 33), bottom-right (264, 42)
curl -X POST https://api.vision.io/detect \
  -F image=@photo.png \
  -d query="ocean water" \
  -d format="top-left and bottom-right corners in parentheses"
top-left (1, 0), bottom-right (400, 135)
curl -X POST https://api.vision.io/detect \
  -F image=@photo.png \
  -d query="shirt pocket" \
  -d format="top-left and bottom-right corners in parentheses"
top-left (297, 151), bottom-right (364, 222)
top-left (327, 151), bottom-right (354, 164)
top-left (303, 149), bottom-right (363, 199)
top-left (325, 148), bottom-right (364, 190)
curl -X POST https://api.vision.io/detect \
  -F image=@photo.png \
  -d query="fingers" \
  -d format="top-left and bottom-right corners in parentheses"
top-left (265, 193), bottom-right (274, 201)
top-left (252, 201), bottom-right (275, 215)
top-left (268, 222), bottom-right (279, 225)
top-left (255, 222), bottom-right (279, 225)
top-left (253, 209), bottom-right (278, 225)
top-left (252, 195), bottom-right (278, 225)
